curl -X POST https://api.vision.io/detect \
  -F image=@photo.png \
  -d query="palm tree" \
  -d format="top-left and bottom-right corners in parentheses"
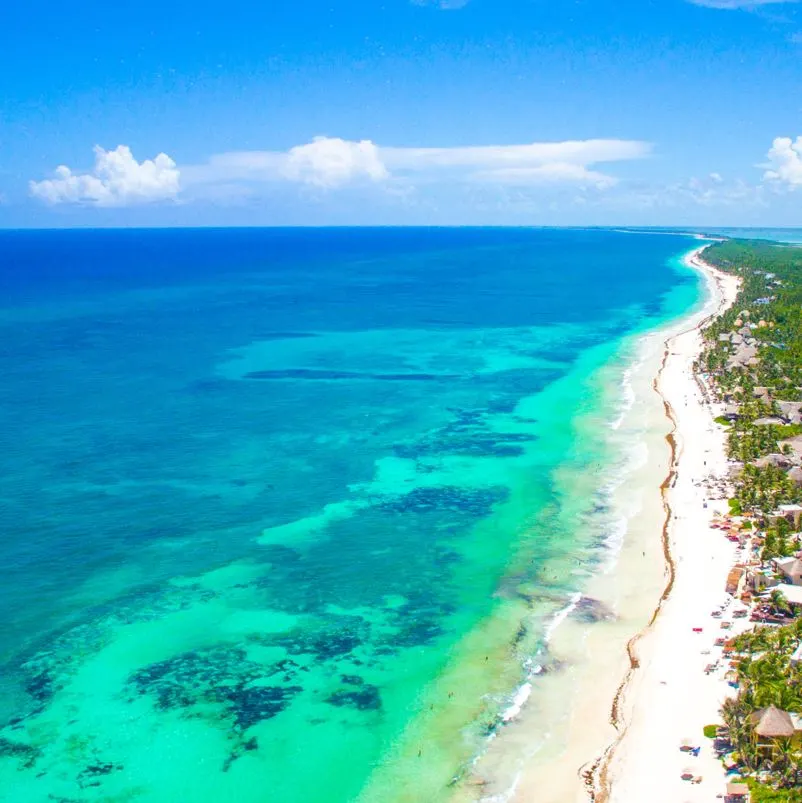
top-left (770, 589), bottom-right (790, 617)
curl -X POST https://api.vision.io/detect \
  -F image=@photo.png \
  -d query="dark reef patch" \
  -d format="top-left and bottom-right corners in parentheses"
top-left (77, 760), bottom-right (124, 789)
top-left (227, 685), bottom-right (303, 731)
top-left (392, 620), bottom-right (443, 647)
top-left (24, 669), bottom-right (56, 706)
top-left (393, 410), bottom-right (534, 460)
top-left (325, 684), bottom-right (381, 711)
top-left (128, 646), bottom-right (303, 731)
top-left (0, 737), bottom-right (41, 770)
top-left (243, 369), bottom-right (461, 382)
top-left (270, 627), bottom-right (364, 661)
top-left (222, 736), bottom-right (258, 773)
top-left (377, 486), bottom-right (508, 517)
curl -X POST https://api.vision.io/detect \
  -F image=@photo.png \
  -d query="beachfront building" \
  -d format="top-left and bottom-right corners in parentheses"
top-left (724, 782), bottom-right (750, 803)
top-left (748, 705), bottom-right (802, 756)
top-left (773, 556), bottom-right (802, 586)
top-left (775, 583), bottom-right (802, 609)
top-left (771, 504), bottom-right (802, 529)
top-left (746, 566), bottom-right (778, 593)
top-left (723, 404), bottom-right (740, 422)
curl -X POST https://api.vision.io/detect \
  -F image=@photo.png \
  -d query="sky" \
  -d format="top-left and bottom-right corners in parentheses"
top-left (2, 0), bottom-right (802, 227)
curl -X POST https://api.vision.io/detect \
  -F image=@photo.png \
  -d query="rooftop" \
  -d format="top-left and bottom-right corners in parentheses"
top-left (749, 705), bottom-right (796, 737)
top-left (775, 583), bottom-right (802, 606)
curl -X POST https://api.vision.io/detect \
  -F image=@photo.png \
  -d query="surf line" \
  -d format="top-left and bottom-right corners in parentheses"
top-left (581, 254), bottom-right (728, 803)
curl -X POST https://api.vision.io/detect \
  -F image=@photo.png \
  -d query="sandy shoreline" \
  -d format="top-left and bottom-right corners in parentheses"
top-left (469, 244), bottom-right (741, 803)
top-left (598, 248), bottom-right (742, 802)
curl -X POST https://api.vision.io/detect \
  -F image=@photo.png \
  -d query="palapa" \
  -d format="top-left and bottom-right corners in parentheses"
top-left (726, 781), bottom-right (749, 796)
top-left (748, 705), bottom-right (795, 738)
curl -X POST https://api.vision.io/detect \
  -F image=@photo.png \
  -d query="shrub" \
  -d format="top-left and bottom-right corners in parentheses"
top-left (703, 724), bottom-right (718, 739)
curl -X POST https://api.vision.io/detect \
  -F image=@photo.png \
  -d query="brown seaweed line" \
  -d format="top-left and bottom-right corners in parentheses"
top-left (580, 260), bottom-right (728, 803)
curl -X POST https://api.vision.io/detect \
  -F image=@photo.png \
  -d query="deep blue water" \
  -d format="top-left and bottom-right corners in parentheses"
top-left (0, 228), bottom-right (699, 803)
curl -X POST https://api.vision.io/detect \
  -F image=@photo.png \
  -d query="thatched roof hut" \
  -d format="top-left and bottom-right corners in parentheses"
top-left (748, 705), bottom-right (795, 738)
top-left (778, 400), bottom-right (802, 424)
top-left (754, 453), bottom-right (791, 469)
top-left (725, 782), bottom-right (749, 801)
top-left (724, 404), bottom-right (740, 420)
top-left (753, 417), bottom-right (786, 427)
top-left (779, 435), bottom-right (802, 462)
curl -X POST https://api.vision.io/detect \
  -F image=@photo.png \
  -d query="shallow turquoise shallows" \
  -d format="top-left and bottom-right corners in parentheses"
top-left (0, 228), bottom-right (701, 802)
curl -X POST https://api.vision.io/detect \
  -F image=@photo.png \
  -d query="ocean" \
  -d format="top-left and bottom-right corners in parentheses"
top-left (0, 227), bottom-right (701, 803)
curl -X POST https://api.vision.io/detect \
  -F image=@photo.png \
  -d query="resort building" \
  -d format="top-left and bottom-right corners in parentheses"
top-left (746, 566), bottom-right (777, 593)
top-left (752, 418), bottom-right (786, 428)
top-left (754, 452), bottom-right (791, 469)
top-left (771, 504), bottom-right (802, 529)
top-left (748, 705), bottom-right (802, 751)
top-left (773, 556), bottom-right (802, 586)
top-left (778, 400), bottom-right (802, 424)
top-left (724, 782), bottom-right (750, 802)
top-left (775, 583), bottom-right (802, 608)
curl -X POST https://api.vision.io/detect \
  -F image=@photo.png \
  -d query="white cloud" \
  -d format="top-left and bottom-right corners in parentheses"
top-left (763, 136), bottom-right (802, 187)
top-left (471, 163), bottom-right (618, 188)
top-left (381, 139), bottom-right (649, 172)
top-left (280, 137), bottom-right (389, 187)
top-left (687, 0), bottom-right (796, 8)
top-left (30, 145), bottom-right (180, 206)
top-left (182, 136), bottom-right (649, 193)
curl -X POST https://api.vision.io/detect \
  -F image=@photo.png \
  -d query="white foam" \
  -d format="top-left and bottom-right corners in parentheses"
top-left (495, 591), bottom-right (580, 732)
top-left (610, 362), bottom-right (639, 430)
top-left (501, 682), bottom-right (533, 723)
top-left (545, 590), bottom-right (582, 644)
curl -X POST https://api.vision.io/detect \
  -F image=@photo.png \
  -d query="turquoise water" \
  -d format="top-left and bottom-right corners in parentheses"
top-left (0, 229), bottom-right (701, 802)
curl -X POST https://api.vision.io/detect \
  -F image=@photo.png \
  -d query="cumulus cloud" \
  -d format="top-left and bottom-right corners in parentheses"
top-left (763, 136), bottom-right (802, 187)
top-left (182, 136), bottom-right (649, 193)
top-left (30, 145), bottom-right (180, 206)
top-left (687, 0), bottom-right (795, 8)
top-left (280, 137), bottom-right (389, 187)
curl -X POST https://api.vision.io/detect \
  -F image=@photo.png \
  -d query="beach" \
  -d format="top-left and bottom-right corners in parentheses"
top-left (599, 250), bottom-right (742, 802)
top-left (466, 245), bottom-right (741, 803)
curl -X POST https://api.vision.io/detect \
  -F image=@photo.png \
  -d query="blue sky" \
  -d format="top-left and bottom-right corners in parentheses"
top-left (2, 0), bottom-right (802, 227)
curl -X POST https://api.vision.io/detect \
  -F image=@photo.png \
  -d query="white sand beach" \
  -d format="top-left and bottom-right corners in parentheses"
top-left (601, 251), bottom-right (743, 803)
top-left (470, 247), bottom-right (743, 803)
